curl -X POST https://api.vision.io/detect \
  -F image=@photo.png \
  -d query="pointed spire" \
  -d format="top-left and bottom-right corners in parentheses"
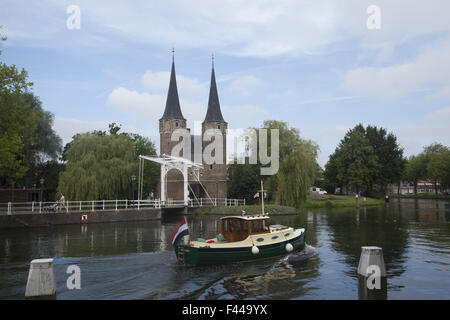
top-left (203, 55), bottom-right (226, 123)
top-left (161, 51), bottom-right (185, 120)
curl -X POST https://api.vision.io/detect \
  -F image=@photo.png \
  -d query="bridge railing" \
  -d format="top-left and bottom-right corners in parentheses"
top-left (0, 198), bottom-right (246, 215)
top-left (189, 198), bottom-right (246, 207)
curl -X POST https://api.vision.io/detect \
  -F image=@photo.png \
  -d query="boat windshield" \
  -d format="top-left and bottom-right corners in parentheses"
top-left (221, 217), bottom-right (270, 242)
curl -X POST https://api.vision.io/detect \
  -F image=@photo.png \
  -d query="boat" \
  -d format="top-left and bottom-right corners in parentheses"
top-left (173, 181), bottom-right (306, 266)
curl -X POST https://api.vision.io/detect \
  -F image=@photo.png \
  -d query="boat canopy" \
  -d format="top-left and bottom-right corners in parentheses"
top-left (220, 215), bottom-right (270, 221)
top-left (220, 215), bottom-right (270, 242)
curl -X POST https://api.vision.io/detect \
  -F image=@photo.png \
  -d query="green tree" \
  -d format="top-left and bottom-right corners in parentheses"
top-left (257, 120), bottom-right (319, 206)
top-left (324, 151), bottom-right (340, 193)
top-left (424, 143), bottom-right (449, 194)
top-left (403, 154), bottom-right (428, 195)
top-left (365, 125), bottom-right (405, 193)
top-left (127, 132), bottom-right (159, 198)
top-left (227, 161), bottom-right (261, 204)
top-left (0, 62), bottom-right (36, 186)
top-left (277, 140), bottom-right (318, 207)
top-left (58, 125), bottom-right (159, 201)
top-left (58, 133), bottom-right (137, 200)
top-left (336, 126), bottom-right (379, 194)
top-left (16, 93), bottom-right (63, 188)
top-left (324, 124), bottom-right (404, 196)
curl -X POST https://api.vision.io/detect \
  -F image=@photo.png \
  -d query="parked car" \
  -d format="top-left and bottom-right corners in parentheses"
top-left (309, 187), bottom-right (327, 195)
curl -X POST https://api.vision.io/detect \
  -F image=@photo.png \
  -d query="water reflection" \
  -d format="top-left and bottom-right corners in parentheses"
top-left (0, 199), bottom-right (449, 300)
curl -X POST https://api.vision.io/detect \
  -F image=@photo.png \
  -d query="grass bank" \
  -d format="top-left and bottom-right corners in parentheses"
top-left (192, 196), bottom-right (384, 216)
top-left (193, 204), bottom-right (296, 216)
top-left (303, 195), bottom-right (384, 208)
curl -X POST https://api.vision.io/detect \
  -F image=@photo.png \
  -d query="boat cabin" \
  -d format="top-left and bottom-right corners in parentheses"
top-left (220, 215), bottom-right (270, 242)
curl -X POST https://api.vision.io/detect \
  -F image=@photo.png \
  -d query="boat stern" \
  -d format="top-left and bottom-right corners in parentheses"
top-left (174, 244), bottom-right (199, 266)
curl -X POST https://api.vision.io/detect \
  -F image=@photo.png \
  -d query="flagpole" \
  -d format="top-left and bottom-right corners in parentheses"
top-left (185, 215), bottom-right (190, 244)
top-left (261, 180), bottom-right (265, 216)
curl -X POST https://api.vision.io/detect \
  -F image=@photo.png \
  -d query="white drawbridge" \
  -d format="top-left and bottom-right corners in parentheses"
top-left (137, 154), bottom-right (212, 206)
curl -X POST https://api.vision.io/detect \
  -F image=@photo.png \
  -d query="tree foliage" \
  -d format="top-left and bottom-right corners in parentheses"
top-left (58, 125), bottom-right (159, 201)
top-left (0, 32), bottom-right (62, 189)
top-left (228, 120), bottom-right (319, 207)
top-left (277, 141), bottom-right (318, 207)
top-left (324, 124), bottom-right (404, 196)
top-left (16, 93), bottom-right (63, 188)
top-left (227, 161), bottom-right (261, 205)
top-left (0, 62), bottom-right (36, 186)
top-left (404, 143), bottom-right (450, 194)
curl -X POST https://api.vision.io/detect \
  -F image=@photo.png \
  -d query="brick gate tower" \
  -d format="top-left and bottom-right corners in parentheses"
top-left (158, 54), bottom-right (227, 202)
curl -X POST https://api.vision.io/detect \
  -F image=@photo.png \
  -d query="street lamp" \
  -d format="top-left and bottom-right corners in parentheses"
top-left (216, 179), bottom-right (219, 199)
top-left (40, 178), bottom-right (45, 202)
top-left (131, 174), bottom-right (136, 200)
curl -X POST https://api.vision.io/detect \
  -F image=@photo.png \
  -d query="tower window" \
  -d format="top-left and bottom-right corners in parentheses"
top-left (175, 122), bottom-right (179, 127)
top-left (218, 124), bottom-right (221, 129)
top-left (210, 165), bottom-right (213, 170)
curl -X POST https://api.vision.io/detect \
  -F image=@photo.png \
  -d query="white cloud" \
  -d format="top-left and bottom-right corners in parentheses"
top-left (140, 70), bottom-right (206, 98)
top-left (53, 117), bottom-right (158, 147)
top-left (227, 75), bottom-right (262, 96)
top-left (342, 37), bottom-right (450, 99)
top-left (107, 87), bottom-right (205, 126)
top-left (298, 124), bottom-right (352, 167)
top-left (425, 106), bottom-right (450, 123)
top-left (396, 123), bottom-right (450, 158)
top-left (4, 0), bottom-right (449, 58)
top-left (430, 86), bottom-right (450, 100)
top-left (222, 104), bottom-right (268, 130)
top-left (53, 117), bottom-right (109, 146)
top-left (107, 87), bottom-right (165, 117)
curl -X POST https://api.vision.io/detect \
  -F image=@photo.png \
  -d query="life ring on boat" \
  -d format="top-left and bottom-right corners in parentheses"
top-left (285, 243), bottom-right (293, 252)
top-left (251, 246), bottom-right (259, 255)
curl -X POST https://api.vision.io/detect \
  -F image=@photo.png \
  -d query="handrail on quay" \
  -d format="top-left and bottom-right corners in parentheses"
top-left (0, 198), bottom-right (246, 215)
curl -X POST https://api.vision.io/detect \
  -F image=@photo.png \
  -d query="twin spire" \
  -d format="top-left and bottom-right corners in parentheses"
top-left (161, 52), bottom-right (225, 123)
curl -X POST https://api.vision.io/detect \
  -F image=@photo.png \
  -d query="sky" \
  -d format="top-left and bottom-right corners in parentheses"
top-left (1, 0), bottom-right (450, 167)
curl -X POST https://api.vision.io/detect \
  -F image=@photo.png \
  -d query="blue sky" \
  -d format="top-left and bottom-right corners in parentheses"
top-left (1, 0), bottom-right (450, 167)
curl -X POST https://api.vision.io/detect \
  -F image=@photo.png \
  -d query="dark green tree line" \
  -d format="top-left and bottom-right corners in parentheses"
top-left (404, 143), bottom-right (450, 194)
top-left (324, 124), bottom-right (405, 196)
top-left (0, 31), bottom-right (63, 190)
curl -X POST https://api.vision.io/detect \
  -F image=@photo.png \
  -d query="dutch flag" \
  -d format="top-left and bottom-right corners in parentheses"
top-left (172, 217), bottom-right (189, 246)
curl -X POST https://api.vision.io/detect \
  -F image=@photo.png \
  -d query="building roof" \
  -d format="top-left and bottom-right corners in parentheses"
top-left (203, 64), bottom-right (226, 123)
top-left (161, 60), bottom-right (185, 120)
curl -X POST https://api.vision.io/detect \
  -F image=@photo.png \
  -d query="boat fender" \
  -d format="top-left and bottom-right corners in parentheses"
top-left (285, 243), bottom-right (293, 252)
top-left (251, 246), bottom-right (259, 255)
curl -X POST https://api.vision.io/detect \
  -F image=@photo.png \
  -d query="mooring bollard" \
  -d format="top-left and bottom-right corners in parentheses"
top-left (357, 246), bottom-right (387, 300)
top-left (25, 258), bottom-right (56, 298)
top-left (355, 194), bottom-right (360, 208)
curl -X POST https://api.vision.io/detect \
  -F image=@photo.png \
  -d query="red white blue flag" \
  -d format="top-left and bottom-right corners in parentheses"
top-left (172, 217), bottom-right (189, 246)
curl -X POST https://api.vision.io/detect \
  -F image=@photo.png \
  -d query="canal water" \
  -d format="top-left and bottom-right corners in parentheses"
top-left (0, 199), bottom-right (449, 300)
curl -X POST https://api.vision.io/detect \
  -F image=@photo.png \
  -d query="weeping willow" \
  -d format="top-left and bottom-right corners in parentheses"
top-left (58, 133), bottom-right (137, 201)
top-left (277, 142), bottom-right (318, 208)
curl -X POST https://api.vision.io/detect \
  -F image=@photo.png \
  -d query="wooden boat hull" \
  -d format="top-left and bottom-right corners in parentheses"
top-left (175, 229), bottom-right (305, 266)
